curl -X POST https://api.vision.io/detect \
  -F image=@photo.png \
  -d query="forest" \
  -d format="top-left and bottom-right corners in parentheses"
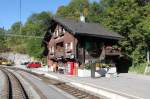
top-left (0, 0), bottom-right (150, 73)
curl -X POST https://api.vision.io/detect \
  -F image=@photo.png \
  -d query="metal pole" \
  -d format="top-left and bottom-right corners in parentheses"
top-left (91, 60), bottom-right (95, 78)
top-left (19, 0), bottom-right (22, 34)
top-left (147, 50), bottom-right (149, 64)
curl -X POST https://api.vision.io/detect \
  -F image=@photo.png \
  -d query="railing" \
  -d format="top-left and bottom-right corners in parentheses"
top-left (55, 51), bottom-right (64, 58)
top-left (53, 35), bottom-right (58, 39)
top-left (105, 47), bottom-right (121, 56)
top-left (65, 53), bottom-right (75, 59)
top-left (49, 53), bottom-right (55, 59)
top-left (66, 48), bottom-right (72, 53)
top-left (59, 32), bottom-right (64, 36)
top-left (49, 52), bottom-right (54, 55)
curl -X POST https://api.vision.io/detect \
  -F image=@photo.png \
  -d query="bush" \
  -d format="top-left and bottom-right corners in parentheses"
top-left (129, 62), bottom-right (147, 74)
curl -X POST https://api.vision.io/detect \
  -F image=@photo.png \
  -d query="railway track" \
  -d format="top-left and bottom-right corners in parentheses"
top-left (9, 67), bottom-right (106, 99)
top-left (0, 67), bottom-right (28, 99)
top-left (1, 67), bottom-right (106, 99)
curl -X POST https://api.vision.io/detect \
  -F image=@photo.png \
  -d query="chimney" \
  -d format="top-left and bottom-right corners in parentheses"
top-left (80, 14), bottom-right (85, 23)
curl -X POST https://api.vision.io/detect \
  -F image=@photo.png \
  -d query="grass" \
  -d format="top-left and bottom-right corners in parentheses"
top-left (129, 63), bottom-right (147, 74)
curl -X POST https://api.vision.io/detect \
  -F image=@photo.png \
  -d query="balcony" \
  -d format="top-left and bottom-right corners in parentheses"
top-left (55, 51), bottom-right (64, 58)
top-left (49, 52), bottom-right (54, 55)
top-left (59, 32), bottom-right (64, 36)
top-left (49, 52), bottom-right (55, 59)
top-left (105, 46), bottom-right (121, 56)
top-left (66, 48), bottom-right (72, 53)
top-left (65, 53), bottom-right (75, 59)
top-left (53, 35), bottom-right (58, 39)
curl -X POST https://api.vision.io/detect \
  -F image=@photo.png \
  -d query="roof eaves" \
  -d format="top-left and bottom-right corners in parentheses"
top-left (75, 32), bottom-right (123, 40)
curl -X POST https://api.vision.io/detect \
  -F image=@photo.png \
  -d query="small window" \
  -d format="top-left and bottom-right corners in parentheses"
top-left (65, 42), bottom-right (73, 50)
top-left (52, 46), bottom-right (54, 53)
top-left (65, 43), bottom-right (68, 49)
top-left (59, 27), bottom-right (62, 32)
top-left (63, 28), bottom-right (65, 33)
top-left (70, 42), bottom-right (73, 49)
top-left (56, 30), bottom-right (59, 36)
top-left (49, 48), bottom-right (51, 52)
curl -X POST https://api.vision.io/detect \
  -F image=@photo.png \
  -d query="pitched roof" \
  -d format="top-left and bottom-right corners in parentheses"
top-left (52, 17), bottom-right (123, 40)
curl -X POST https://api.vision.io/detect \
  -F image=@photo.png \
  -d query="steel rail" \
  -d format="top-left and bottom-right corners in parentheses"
top-left (0, 68), bottom-right (28, 99)
top-left (10, 67), bottom-right (105, 99)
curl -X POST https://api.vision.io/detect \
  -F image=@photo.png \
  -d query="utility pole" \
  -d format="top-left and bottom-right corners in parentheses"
top-left (19, 0), bottom-right (22, 34)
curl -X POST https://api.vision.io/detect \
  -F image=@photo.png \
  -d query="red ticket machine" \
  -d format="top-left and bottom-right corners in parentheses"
top-left (67, 62), bottom-right (74, 75)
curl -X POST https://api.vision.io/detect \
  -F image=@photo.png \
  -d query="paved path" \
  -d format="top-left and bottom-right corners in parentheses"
top-left (35, 70), bottom-right (150, 99)
top-left (14, 66), bottom-right (150, 99)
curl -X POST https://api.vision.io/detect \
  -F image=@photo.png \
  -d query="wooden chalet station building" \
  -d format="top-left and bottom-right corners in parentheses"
top-left (43, 16), bottom-right (122, 76)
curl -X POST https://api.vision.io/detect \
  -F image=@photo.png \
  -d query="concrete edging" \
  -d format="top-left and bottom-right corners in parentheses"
top-left (43, 72), bottom-right (143, 99)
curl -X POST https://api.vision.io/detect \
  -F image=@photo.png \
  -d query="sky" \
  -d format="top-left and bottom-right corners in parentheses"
top-left (0, 0), bottom-right (99, 30)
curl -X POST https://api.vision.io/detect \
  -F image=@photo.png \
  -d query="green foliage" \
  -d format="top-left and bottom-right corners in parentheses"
top-left (26, 38), bottom-right (44, 59)
top-left (87, 2), bottom-right (102, 22)
top-left (5, 11), bottom-right (52, 60)
top-left (56, 0), bottom-right (89, 19)
top-left (129, 63), bottom-right (147, 74)
top-left (97, 0), bottom-right (150, 68)
top-left (23, 11), bottom-right (52, 36)
top-left (0, 28), bottom-right (7, 52)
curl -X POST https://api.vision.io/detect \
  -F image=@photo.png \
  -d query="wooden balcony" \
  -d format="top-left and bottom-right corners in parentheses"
top-left (105, 47), bottom-right (121, 56)
top-left (49, 53), bottom-right (56, 59)
top-left (55, 51), bottom-right (64, 58)
top-left (53, 35), bottom-right (58, 39)
top-left (66, 48), bottom-right (72, 53)
top-left (49, 52), bottom-right (54, 55)
top-left (65, 53), bottom-right (75, 59)
top-left (59, 32), bottom-right (64, 36)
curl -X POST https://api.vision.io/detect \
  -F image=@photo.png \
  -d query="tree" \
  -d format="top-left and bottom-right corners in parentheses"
top-left (23, 11), bottom-right (52, 36)
top-left (98, 0), bottom-right (150, 67)
top-left (23, 11), bottom-right (52, 58)
top-left (87, 1), bottom-right (102, 22)
top-left (6, 11), bottom-right (52, 58)
top-left (56, 0), bottom-right (90, 20)
top-left (0, 28), bottom-right (7, 52)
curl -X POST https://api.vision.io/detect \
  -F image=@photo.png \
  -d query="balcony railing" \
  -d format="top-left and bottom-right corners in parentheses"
top-left (65, 53), bottom-right (75, 59)
top-left (49, 52), bottom-right (54, 55)
top-left (59, 32), bottom-right (64, 36)
top-left (105, 46), bottom-right (121, 56)
top-left (53, 35), bottom-right (58, 39)
top-left (55, 51), bottom-right (64, 58)
top-left (49, 52), bottom-right (55, 59)
top-left (66, 48), bottom-right (72, 53)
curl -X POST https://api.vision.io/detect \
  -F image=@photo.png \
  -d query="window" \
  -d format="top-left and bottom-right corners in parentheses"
top-left (53, 32), bottom-right (56, 37)
top-left (56, 29), bottom-right (59, 36)
top-left (63, 28), bottom-right (65, 33)
top-left (59, 27), bottom-right (62, 33)
top-left (49, 46), bottom-right (54, 53)
top-left (52, 46), bottom-right (54, 53)
top-left (70, 42), bottom-right (73, 49)
top-left (65, 42), bottom-right (73, 50)
top-left (65, 43), bottom-right (68, 50)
